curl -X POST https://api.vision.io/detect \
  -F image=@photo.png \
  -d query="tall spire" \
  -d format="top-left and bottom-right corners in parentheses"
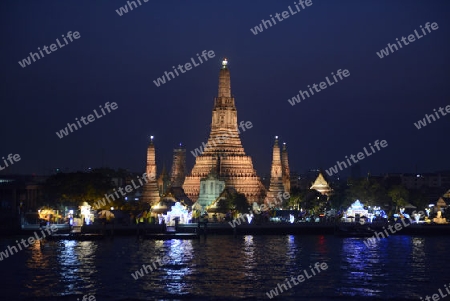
top-left (270, 136), bottom-right (283, 181)
top-left (146, 135), bottom-right (156, 178)
top-left (281, 142), bottom-right (291, 193)
top-left (266, 136), bottom-right (285, 205)
top-left (183, 59), bottom-right (266, 203)
top-left (218, 58), bottom-right (231, 98)
top-left (142, 135), bottom-right (160, 206)
top-left (205, 58), bottom-right (243, 154)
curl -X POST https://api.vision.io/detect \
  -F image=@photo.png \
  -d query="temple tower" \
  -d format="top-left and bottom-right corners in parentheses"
top-left (281, 142), bottom-right (291, 193)
top-left (141, 136), bottom-right (160, 206)
top-left (183, 59), bottom-right (266, 203)
top-left (170, 144), bottom-right (186, 187)
top-left (266, 136), bottom-right (285, 204)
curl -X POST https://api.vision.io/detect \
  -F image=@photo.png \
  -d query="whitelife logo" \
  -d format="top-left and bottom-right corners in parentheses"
top-left (0, 224), bottom-right (58, 261)
top-left (420, 282), bottom-right (450, 301)
top-left (55, 102), bottom-right (118, 139)
top-left (0, 153), bottom-right (21, 172)
top-left (92, 173), bottom-right (155, 209)
top-left (130, 255), bottom-right (170, 280)
top-left (287, 69), bottom-right (350, 106)
top-left (190, 120), bottom-right (253, 158)
top-left (363, 217), bottom-right (415, 247)
top-left (115, 0), bottom-right (149, 16)
top-left (414, 105), bottom-right (450, 130)
top-left (153, 50), bottom-right (215, 87)
top-left (376, 22), bottom-right (439, 59)
top-left (228, 192), bottom-right (289, 228)
top-left (325, 140), bottom-right (388, 176)
top-left (18, 31), bottom-right (81, 68)
top-left (250, 0), bottom-right (313, 35)
top-left (266, 261), bottom-right (328, 298)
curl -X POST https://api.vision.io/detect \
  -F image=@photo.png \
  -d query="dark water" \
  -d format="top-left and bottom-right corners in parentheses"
top-left (0, 234), bottom-right (448, 301)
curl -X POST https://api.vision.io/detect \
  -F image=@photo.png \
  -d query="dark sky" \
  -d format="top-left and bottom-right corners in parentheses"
top-left (1, 0), bottom-right (449, 177)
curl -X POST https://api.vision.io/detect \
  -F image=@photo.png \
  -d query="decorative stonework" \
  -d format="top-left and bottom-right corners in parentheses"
top-left (266, 136), bottom-right (285, 204)
top-left (141, 136), bottom-right (160, 206)
top-left (183, 59), bottom-right (266, 203)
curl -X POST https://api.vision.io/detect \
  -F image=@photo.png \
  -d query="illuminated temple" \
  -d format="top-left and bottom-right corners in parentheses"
top-left (266, 136), bottom-right (285, 204)
top-left (141, 136), bottom-right (160, 205)
top-left (143, 59), bottom-right (295, 208)
top-left (182, 59), bottom-right (266, 203)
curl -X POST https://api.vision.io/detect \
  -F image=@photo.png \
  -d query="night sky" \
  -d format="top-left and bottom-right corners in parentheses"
top-left (1, 0), bottom-right (449, 177)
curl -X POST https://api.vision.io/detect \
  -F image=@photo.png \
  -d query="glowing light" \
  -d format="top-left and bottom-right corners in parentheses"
top-left (162, 202), bottom-right (192, 225)
top-left (247, 214), bottom-right (253, 224)
top-left (222, 58), bottom-right (228, 66)
top-left (80, 204), bottom-right (92, 225)
top-left (150, 135), bottom-right (154, 140)
top-left (275, 136), bottom-right (278, 139)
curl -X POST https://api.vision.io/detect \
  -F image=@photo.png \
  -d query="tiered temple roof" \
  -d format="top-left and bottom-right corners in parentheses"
top-left (310, 172), bottom-right (333, 197)
top-left (183, 59), bottom-right (266, 203)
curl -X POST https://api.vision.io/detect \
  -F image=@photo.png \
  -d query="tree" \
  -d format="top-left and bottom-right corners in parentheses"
top-left (217, 192), bottom-right (249, 214)
top-left (345, 177), bottom-right (388, 208)
top-left (42, 169), bottom-right (115, 209)
top-left (328, 181), bottom-right (348, 210)
top-left (287, 187), bottom-right (302, 209)
top-left (217, 198), bottom-right (233, 213)
top-left (232, 193), bottom-right (249, 213)
top-left (409, 189), bottom-right (429, 210)
top-left (388, 185), bottom-right (410, 213)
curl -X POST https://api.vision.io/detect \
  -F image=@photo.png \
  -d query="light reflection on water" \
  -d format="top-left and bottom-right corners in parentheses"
top-left (0, 235), bottom-right (448, 300)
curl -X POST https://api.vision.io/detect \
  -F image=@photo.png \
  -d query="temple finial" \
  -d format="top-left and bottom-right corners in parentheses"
top-left (222, 58), bottom-right (228, 69)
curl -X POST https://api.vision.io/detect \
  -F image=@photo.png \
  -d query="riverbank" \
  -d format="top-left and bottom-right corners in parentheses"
top-left (13, 222), bottom-right (450, 236)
